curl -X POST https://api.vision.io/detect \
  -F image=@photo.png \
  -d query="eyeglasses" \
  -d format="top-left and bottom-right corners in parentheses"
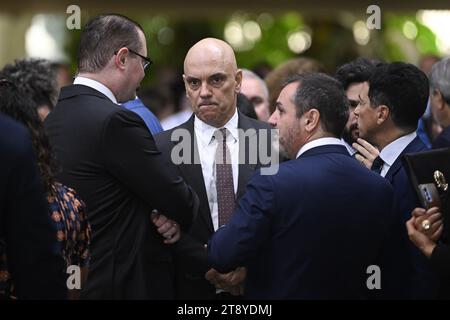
top-left (114, 48), bottom-right (153, 71)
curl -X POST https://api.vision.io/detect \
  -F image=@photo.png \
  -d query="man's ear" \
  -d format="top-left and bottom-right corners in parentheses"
top-left (304, 108), bottom-right (320, 132)
top-left (114, 47), bottom-right (128, 70)
top-left (433, 89), bottom-right (446, 110)
top-left (376, 105), bottom-right (390, 125)
top-left (235, 69), bottom-right (242, 93)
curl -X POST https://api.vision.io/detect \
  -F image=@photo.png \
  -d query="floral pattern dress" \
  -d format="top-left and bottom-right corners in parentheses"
top-left (0, 183), bottom-right (91, 299)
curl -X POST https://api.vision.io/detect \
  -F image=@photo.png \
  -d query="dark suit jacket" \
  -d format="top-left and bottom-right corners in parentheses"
top-left (0, 114), bottom-right (66, 299)
top-left (44, 85), bottom-right (198, 299)
top-left (380, 136), bottom-right (438, 299)
top-left (208, 145), bottom-right (394, 299)
top-left (154, 112), bottom-right (274, 299)
top-left (432, 125), bottom-right (450, 149)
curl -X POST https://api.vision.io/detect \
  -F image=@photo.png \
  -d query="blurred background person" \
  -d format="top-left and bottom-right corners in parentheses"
top-left (122, 92), bottom-right (164, 135)
top-left (428, 57), bottom-right (450, 148)
top-left (240, 69), bottom-right (270, 122)
top-left (51, 62), bottom-right (73, 91)
top-left (236, 92), bottom-right (258, 120)
top-left (265, 57), bottom-right (325, 113)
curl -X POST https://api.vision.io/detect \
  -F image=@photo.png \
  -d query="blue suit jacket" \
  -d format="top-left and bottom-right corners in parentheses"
top-left (122, 97), bottom-right (163, 135)
top-left (208, 144), bottom-right (394, 299)
top-left (380, 136), bottom-right (439, 299)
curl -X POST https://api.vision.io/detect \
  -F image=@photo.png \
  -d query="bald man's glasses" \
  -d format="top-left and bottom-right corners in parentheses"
top-left (114, 48), bottom-right (153, 71)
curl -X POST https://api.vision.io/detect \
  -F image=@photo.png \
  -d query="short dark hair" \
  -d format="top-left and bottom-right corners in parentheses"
top-left (334, 58), bottom-right (383, 90)
top-left (78, 14), bottom-right (144, 73)
top-left (1, 58), bottom-right (58, 109)
top-left (368, 62), bottom-right (428, 130)
top-left (284, 73), bottom-right (349, 137)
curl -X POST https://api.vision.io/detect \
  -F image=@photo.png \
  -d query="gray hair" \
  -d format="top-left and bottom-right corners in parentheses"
top-left (429, 57), bottom-right (450, 105)
top-left (241, 69), bottom-right (269, 99)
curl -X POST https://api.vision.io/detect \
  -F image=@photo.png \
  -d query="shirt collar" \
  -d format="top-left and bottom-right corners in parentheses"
top-left (341, 138), bottom-right (357, 156)
top-left (194, 108), bottom-right (239, 145)
top-left (296, 137), bottom-right (344, 159)
top-left (379, 131), bottom-right (417, 166)
top-left (73, 76), bottom-right (118, 104)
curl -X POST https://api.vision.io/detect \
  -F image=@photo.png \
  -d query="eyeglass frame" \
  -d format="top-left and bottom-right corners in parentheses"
top-left (114, 47), bottom-right (153, 71)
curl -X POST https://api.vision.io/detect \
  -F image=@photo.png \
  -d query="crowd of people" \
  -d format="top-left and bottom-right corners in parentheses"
top-left (0, 13), bottom-right (449, 300)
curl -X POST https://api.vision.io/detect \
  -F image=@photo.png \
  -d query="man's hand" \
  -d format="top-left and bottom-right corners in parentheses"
top-left (151, 210), bottom-right (180, 244)
top-left (352, 138), bottom-right (380, 169)
top-left (406, 207), bottom-right (443, 258)
top-left (205, 267), bottom-right (247, 296)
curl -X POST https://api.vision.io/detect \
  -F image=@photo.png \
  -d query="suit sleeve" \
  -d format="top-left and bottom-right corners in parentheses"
top-left (207, 171), bottom-right (275, 273)
top-left (102, 109), bottom-right (198, 230)
top-left (430, 243), bottom-right (450, 283)
top-left (5, 131), bottom-right (66, 299)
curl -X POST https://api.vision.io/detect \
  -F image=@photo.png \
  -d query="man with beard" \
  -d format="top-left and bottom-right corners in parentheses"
top-left (334, 58), bottom-right (381, 157)
top-left (208, 73), bottom-right (394, 299)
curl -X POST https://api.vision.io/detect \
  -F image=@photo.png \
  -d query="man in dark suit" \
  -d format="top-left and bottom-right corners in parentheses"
top-left (155, 38), bottom-right (276, 299)
top-left (208, 73), bottom-right (394, 299)
top-left (0, 113), bottom-right (65, 299)
top-left (429, 57), bottom-right (450, 149)
top-left (354, 62), bottom-right (437, 298)
top-left (44, 14), bottom-right (198, 299)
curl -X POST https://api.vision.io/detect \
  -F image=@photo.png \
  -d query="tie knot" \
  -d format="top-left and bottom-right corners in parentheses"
top-left (214, 128), bottom-right (228, 143)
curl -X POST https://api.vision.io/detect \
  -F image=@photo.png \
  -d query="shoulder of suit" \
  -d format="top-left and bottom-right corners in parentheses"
top-left (238, 113), bottom-right (272, 130)
top-left (0, 116), bottom-right (30, 154)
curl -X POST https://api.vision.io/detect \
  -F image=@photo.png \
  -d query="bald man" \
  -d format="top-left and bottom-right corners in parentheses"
top-left (155, 38), bottom-right (274, 299)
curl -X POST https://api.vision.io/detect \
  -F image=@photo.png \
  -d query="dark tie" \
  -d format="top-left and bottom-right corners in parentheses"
top-left (214, 128), bottom-right (235, 227)
top-left (371, 156), bottom-right (384, 174)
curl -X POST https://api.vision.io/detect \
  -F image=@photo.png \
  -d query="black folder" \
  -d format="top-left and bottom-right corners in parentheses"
top-left (403, 148), bottom-right (450, 211)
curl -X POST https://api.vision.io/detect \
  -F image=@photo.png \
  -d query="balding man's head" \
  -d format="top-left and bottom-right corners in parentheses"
top-left (183, 38), bottom-right (242, 128)
top-left (184, 38), bottom-right (237, 74)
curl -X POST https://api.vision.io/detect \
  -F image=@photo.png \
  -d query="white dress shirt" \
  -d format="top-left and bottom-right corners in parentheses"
top-left (74, 76), bottom-right (118, 104)
top-left (296, 137), bottom-right (344, 159)
top-left (194, 109), bottom-right (239, 231)
top-left (378, 132), bottom-right (417, 177)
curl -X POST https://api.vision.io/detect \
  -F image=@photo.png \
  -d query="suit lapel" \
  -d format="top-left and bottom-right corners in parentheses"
top-left (236, 112), bottom-right (258, 200)
top-left (385, 136), bottom-right (427, 183)
top-left (175, 116), bottom-right (215, 233)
